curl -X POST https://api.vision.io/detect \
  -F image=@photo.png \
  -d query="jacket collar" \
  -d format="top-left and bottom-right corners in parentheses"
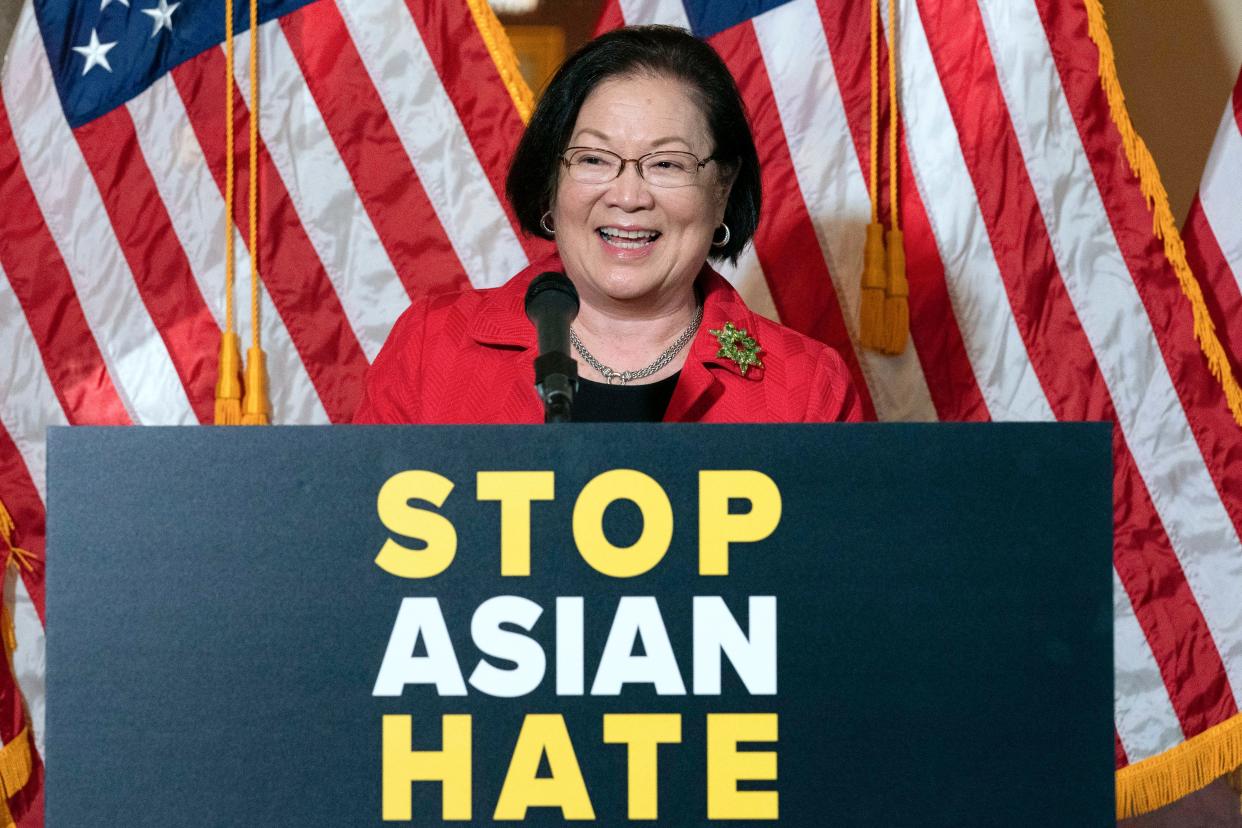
top-left (467, 253), bottom-right (768, 380)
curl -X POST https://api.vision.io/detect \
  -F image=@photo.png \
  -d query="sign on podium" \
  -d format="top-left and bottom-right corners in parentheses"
top-left (48, 423), bottom-right (1112, 825)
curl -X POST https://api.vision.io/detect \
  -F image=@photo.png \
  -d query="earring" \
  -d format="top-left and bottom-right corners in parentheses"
top-left (712, 222), bottom-right (731, 248)
top-left (540, 211), bottom-right (555, 236)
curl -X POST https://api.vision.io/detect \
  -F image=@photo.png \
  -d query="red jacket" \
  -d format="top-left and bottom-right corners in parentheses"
top-left (354, 256), bottom-right (862, 424)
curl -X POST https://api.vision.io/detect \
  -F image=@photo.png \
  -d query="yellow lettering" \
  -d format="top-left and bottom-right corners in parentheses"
top-left (603, 713), bottom-right (682, 819)
top-left (573, 470), bottom-right (672, 578)
top-left (375, 471), bottom-right (457, 579)
top-left (698, 471), bottom-right (782, 575)
top-left (382, 714), bottom-right (472, 821)
top-left (494, 714), bottom-right (595, 820)
top-left (476, 471), bottom-right (555, 576)
top-left (706, 713), bottom-right (778, 820)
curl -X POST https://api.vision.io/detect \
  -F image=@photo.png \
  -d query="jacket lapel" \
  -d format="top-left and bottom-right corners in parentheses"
top-left (664, 266), bottom-right (765, 422)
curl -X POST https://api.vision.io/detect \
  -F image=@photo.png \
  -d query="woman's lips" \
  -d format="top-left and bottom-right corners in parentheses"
top-left (597, 227), bottom-right (660, 257)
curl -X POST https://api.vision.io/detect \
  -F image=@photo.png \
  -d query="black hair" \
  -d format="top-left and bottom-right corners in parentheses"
top-left (505, 25), bottom-right (761, 264)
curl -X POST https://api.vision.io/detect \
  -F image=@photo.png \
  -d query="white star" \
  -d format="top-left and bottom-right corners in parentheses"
top-left (141, 0), bottom-right (180, 37)
top-left (100, 0), bottom-right (129, 9)
top-left (72, 29), bottom-right (118, 76)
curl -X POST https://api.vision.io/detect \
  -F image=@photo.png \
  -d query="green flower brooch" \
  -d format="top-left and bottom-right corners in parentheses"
top-left (709, 322), bottom-right (764, 376)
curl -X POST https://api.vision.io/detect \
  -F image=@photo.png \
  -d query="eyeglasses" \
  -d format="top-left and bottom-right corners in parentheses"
top-left (560, 146), bottom-right (717, 188)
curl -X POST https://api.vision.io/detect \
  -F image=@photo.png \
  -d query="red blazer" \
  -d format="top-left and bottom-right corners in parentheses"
top-left (354, 256), bottom-right (862, 424)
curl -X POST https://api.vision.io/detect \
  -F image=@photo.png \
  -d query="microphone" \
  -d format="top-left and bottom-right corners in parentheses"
top-left (524, 272), bottom-right (580, 423)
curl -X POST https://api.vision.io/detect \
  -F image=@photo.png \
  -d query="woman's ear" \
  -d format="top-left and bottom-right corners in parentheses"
top-left (715, 163), bottom-right (739, 218)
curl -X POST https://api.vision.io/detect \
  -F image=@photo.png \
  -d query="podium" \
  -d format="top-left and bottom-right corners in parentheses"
top-left (48, 424), bottom-right (1112, 825)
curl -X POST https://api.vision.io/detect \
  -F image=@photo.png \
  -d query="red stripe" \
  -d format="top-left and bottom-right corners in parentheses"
top-left (1232, 69), bottom-right (1242, 132)
top-left (919, 0), bottom-right (1237, 739)
top-left (711, 23), bottom-right (877, 421)
top-left (73, 109), bottom-right (220, 425)
top-left (593, 1), bottom-right (625, 35)
top-left (813, 0), bottom-right (988, 421)
top-left (172, 49), bottom-right (368, 423)
top-left (1183, 198), bottom-right (1242, 385)
top-left (0, 429), bottom-right (45, 623)
top-left (279, 4), bottom-right (472, 299)
top-left (401, 0), bottom-right (554, 264)
top-left (0, 100), bottom-right (130, 427)
top-left (1034, 2), bottom-right (1242, 560)
top-left (1115, 729), bottom-right (1128, 769)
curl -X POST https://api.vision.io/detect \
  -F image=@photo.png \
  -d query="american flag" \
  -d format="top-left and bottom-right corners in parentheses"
top-left (601, 0), bottom-right (1242, 817)
top-left (0, 0), bottom-right (549, 821)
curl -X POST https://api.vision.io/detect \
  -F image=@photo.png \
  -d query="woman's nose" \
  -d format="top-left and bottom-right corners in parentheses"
top-left (604, 161), bottom-right (656, 209)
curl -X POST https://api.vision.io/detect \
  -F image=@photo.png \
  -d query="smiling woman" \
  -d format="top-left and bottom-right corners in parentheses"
top-left (354, 25), bottom-right (861, 425)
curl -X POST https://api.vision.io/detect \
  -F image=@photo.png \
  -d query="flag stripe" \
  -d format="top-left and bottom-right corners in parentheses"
top-left (715, 243), bottom-right (781, 324)
top-left (1030, 0), bottom-right (1242, 545)
top-left (0, 277), bottom-right (66, 509)
top-left (279, 3), bottom-right (473, 300)
top-left (989, 0), bottom-right (1242, 716)
top-left (1189, 104), bottom-right (1242, 369)
top-left (713, 20), bottom-right (878, 421)
top-left (74, 108), bottom-right (221, 425)
top-left (172, 49), bottom-right (368, 422)
top-left (1183, 197), bottom-right (1242, 382)
top-left (753, 0), bottom-right (937, 421)
top-left (1198, 105), bottom-right (1242, 287)
top-left (1114, 567), bottom-right (1188, 763)
top-left (830, 0), bottom-right (1016, 422)
top-left (4, 8), bottom-right (194, 427)
top-left (0, 99), bottom-right (131, 428)
top-left (398, 0), bottom-right (551, 263)
top-left (335, 0), bottom-right (530, 288)
top-left (928, 0), bottom-right (1236, 738)
top-left (125, 75), bottom-right (330, 425)
top-left (230, 23), bottom-right (410, 363)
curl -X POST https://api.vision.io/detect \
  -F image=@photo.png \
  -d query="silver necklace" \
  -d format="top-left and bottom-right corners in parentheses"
top-left (570, 305), bottom-right (704, 385)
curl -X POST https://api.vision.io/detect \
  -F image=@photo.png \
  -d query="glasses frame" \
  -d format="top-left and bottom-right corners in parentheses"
top-left (559, 146), bottom-right (717, 188)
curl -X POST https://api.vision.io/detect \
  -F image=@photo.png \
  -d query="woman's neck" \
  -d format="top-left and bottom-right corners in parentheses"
top-left (570, 289), bottom-right (700, 384)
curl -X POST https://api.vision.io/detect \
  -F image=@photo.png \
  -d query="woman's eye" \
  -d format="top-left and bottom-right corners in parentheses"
top-left (651, 158), bottom-right (688, 171)
top-left (578, 155), bottom-right (608, 165)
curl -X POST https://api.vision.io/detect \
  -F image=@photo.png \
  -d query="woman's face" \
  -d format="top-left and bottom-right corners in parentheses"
top-left (551, 73), bottom-right (733, 313)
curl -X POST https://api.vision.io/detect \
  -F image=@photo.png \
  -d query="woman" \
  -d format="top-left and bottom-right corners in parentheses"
top-left (355, 25), bottom-right (860, 424)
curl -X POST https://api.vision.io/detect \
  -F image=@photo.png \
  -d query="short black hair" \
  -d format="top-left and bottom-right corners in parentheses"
top-left (506, 25), bottom-right (761, 264)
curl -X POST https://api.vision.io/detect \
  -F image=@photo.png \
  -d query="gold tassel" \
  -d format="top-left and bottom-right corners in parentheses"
top-left (0, 727), bottom-right (33, 805)
top-left (860, 222), bottom-right (888, 350)
top-left (240, 346), bottom-right (270, 425)
top-left (884, 228), bottom-right (908, 354)
top-left (214, 332), bottom-right (243, 425)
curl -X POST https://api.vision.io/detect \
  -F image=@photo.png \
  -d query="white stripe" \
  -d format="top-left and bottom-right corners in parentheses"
top-left (8, 574), bottom-right (44, 761)
top-left (229, 24), bottom-right (409, 363)
top-left (618, 0), bottom-right (692, 28)
top-left (753, 0), bottom-right (937, 421)
top-left (981, 0), bottom-right (1242, 701)
top-left (334, 0), bottom-right (528, 288)
top-left (1, 5), bottom-right (194, 426)
top-left (1113, 569), bottom-right (1184, 763)
top-left (126, 76), bottom-right (330, 425)
top-left (0, 273), bottom-right (69, 504)
top-left (1197, 103), bottom-right (1242, 288)
top-left (890, 0), bottom-right (1053, 421)
top-left (716, 244), bottom-right (779, 323)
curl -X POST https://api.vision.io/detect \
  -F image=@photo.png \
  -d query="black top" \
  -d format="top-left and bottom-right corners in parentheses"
top-left (572, 372), bottom-right (681, 422)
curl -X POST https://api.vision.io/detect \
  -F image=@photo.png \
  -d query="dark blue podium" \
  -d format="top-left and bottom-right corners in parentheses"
top-left (47, 424), bottom-right (1112, 825)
